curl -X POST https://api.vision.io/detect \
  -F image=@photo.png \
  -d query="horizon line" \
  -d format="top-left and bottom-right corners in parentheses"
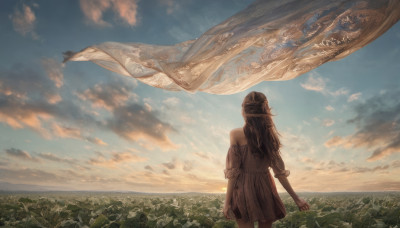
top-left (1, 190), bottom-right (399, 194)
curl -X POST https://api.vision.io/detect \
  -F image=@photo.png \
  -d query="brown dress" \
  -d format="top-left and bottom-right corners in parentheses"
top-left (224, 144), bottom-right (290, 223)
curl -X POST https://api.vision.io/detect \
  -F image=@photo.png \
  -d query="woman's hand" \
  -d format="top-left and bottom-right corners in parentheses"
top-left (295, 198), bottom-right (310, 211)
top-left (223, 202), bottom-right (230, 219)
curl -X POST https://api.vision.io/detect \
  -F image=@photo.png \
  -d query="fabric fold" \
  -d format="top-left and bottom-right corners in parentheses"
top-left (223, 144), bottom-right (288, 223)
top-left (224, 144), bottom-right (242, 180)
top-left (271, 154), bottom-right (290, 178)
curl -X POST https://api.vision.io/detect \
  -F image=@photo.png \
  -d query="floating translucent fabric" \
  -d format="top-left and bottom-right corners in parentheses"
top-left (64, 0), bottom-right (400, 94)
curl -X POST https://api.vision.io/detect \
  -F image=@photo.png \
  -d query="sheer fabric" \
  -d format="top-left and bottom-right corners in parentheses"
top-left (64, 0), bottom-right (400, 94)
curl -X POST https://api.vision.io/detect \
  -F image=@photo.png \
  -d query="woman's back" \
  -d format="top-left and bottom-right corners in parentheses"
top-left (223, 91), bottom-right (309, 228)
top-left (230, 127), bottom-right (284, 174)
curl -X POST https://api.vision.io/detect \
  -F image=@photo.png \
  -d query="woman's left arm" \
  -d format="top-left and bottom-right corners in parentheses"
top-left (224, 178), bottom-right (235, 213)
top-left (223, 130), bottom-right (240, 218)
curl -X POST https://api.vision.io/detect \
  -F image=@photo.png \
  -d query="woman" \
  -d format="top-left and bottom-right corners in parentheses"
top-left (223, 91), bottom-right (309, 228)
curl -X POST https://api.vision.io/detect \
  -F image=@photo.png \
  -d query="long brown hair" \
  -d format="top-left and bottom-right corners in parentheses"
top-left (242, 91), bottom-right (281, 166)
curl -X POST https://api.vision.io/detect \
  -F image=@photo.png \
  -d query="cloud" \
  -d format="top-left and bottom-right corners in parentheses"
top-left (182, 160), bottom-right (194, 171)
top-left (37, 152), bottom-right (78, 164)
top-left (193, 151), bottom-right (210, 160)
top-left (162, 158), bottom-right (176, 169)
top-left (88, 151), bottom-right (147, 168)
top-left (51, 123), bottom-right (107, 146)
top-left (325, 105), bottom-right (334, 111)
top-left (0, 95), bottom-right (56, 136)
top-left (41, 58), bottom-right (64, 89)
top-left (79, 0), bottom-right (112, 26)
top-left (298, 156), bottom-right (397, 175)
top-left (391, 160), bottom-right (400, 168)
top-left (324, 136), bottom-right (346, 148)
top-left (5, 148), bottom-right (39, 162)
top-left (144, 103), bottom-right (152, 112)
top-left (159, 0), bottom-right (180, 14)
top-left (163, 97), bottom-right (180, 106)
top-left (300, 73), bottom-right (349, 96)
top-left (108, 103), bottom-right (178, 150)
top-left (77, 80), bottom-right (136, 111)
top-left (1, 63), bottom-right (176, 155)
top-left (325, 90), bottom-right (400, 161)
top-left (323, 119), bottom-right (335, 127)
top-left (0, 86), bottom-right (99, 139)
top-left (79, 0), bottom-right (138, 27)
top-left (144, 165), bottom-right (153, 171)
top-left (348, 92), bottom-right (362, 102)
top-left (0, 168), bottom-right (65, 183)
top-left (300, 74), bottom-right (326, 92)
top-left (112, 0), bottom-right (138, 26)
top-left (328, 88), bottom-right (349, 96)
top-left (280, 130), bottom-right (316, 156)
top-left (76, 80), bottom-right (177, 150)
top-left (162, 169), bottom-right (170, 175)
top-left (352, 165), bottom-right (390, 173)
top-left (0, 63), bottom-right (107, 141)
top-left (9, 4), bottom-right (38, 39)
top-left (0, 62), bottom-right (61, 104)
top-left (355, 181), bottom-right (400, 191)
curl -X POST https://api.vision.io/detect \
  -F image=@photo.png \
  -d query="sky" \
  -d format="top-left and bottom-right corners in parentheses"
top-left (0, 0), bottom-right (399, 193)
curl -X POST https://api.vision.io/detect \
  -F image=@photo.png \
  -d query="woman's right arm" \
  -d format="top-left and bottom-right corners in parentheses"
top-left (271, 155), bottom-right (310, 211)
top-left (276, 175), bottom-right (310, 211)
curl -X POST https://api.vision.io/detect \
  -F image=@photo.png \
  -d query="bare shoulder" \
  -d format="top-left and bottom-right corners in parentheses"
top-left (229, 128), bottom-right (245, 145)
top-left (229, 128), bottom-right (243, 136)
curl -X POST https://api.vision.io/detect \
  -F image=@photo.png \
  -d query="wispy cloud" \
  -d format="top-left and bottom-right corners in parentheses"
top-left (159, 0), bottom-right (180, 15)
top-left (348, 92), bottom-right (362, 102)
top-left (79, 0), bottom-right (138, 27)
top-left (51, 123), bottom-right (107, 146)
top-left (41, 58), bottom-right (64, 89)
top-left (325, 105), bottom-right (334, 111)
top-left (323, 119), bottom-right (335, 127)
top-left (300, 157), bottom-right (396, 174)
top-left (300, 73), bottom-right (349, 96)
top-left (163, 97), bottom-right (180, 107)
top-left (182, 160), bottom-right (194, 171)
top-left (193, 151), bottom-right (210, 160)
top-left (162, 158), bottom-right (177, 169)
top-left (0, 168), bottom-right (65, 183)
top-left (112, 0), bottom-right (138, 26)
top-left (37, 152), bottom-right (78, 164)
top-left (77, 80), bottom-right (136, 111)
top-left (324, 136), bottom-right (346, 148)
top-left (5, 148), bottom-right (40, 162)
top-left (300, 73), bottom-right (326, 92)
top-left (9, 4), bottom-right (39, 39)
top-left (88, 151), bottom-right (147, 168)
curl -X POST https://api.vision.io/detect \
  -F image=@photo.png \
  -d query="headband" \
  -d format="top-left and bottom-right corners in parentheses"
top-left (244, 113), bottom-right (269, 117)
top-left (243, 100), bottom-right (268, 106)
top-left (243, 99), bottom-right (269, 117)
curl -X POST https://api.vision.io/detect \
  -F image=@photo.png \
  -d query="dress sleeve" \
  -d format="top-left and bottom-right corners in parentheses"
top-left (224, 145), bottom-right (242, 179)
top-left (271, 154), bottom-right (290, 178)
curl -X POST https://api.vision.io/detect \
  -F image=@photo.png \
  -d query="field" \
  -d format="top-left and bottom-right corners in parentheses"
top-left (0, 191), bottom-right (399, 228)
